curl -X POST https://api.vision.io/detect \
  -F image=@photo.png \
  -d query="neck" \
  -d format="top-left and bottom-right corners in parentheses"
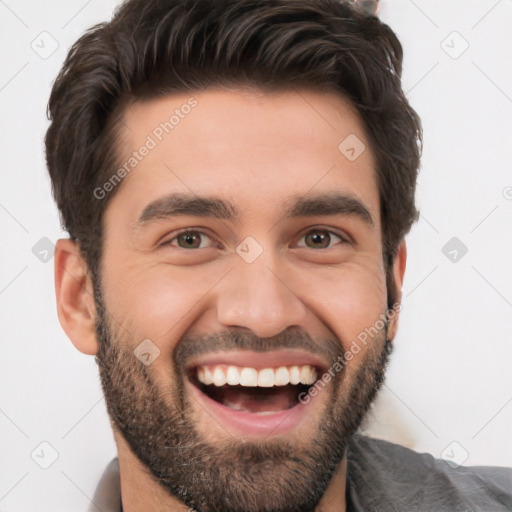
top-left (115, 430), bottom-right (347, 512)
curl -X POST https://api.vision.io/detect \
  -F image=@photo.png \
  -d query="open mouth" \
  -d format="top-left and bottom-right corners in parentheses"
top-left (188, 363), bottom-right (319, 415)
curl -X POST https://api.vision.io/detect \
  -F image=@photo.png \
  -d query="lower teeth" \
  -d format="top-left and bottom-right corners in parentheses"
top-left (222, 399), bottom-right (287, 414)
top-left (199, 383), bottom-right (310, 414)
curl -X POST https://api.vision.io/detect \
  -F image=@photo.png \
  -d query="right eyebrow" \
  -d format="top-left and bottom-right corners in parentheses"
top-left (136, 193), bottom-right (240, 226)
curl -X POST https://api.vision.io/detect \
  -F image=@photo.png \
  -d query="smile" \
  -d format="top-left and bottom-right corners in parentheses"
top-left (185, 351), bottom-right (329, 437)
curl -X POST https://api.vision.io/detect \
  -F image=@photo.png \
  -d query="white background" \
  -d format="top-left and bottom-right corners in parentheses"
top-left (1, 1), bottom-right (511, 510)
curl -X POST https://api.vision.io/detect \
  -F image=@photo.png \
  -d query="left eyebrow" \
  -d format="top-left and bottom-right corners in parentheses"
top-left (284, 192), bottom-right (374, 226)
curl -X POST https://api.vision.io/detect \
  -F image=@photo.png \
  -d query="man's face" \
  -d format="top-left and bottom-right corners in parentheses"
top-left (95, 88), bottom-right (397, 511)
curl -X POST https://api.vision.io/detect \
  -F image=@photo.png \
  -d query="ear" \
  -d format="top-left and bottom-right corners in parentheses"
top-left (386, 240), bottom-right (407, 342)
top-left (54, 239), bottom-right (99, 355)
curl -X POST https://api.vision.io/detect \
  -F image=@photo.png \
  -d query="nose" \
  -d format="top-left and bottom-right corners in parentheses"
top-left (216, 255), bottom-right (307, 339)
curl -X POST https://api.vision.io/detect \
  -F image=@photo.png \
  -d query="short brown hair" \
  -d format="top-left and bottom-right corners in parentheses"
top-left (45, 0), bottom-right (422, 305)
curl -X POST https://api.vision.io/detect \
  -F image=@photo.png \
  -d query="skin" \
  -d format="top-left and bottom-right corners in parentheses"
top-left (54, 87), bottom-right (407, 512)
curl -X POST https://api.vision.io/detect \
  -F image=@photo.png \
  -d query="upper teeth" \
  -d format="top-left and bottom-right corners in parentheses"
top-left (197, 364), bottom-right (318, 387)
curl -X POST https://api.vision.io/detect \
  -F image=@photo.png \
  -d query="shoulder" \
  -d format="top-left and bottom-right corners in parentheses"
top-left (89, 458), bottom-right (122, 512)
top-left (346, 433), bottom-right (512, 512)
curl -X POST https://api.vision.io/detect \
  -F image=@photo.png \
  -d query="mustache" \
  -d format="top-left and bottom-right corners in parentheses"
top-left (174, 327), bottom-right (345, 368)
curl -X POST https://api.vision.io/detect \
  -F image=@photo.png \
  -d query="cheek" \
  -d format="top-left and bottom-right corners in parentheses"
top-left (101, 257), bottom-right (223, 349)
top-left (297, 259), bottom-right (388, 348)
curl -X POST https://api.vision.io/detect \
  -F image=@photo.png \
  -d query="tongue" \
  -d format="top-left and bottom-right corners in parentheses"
top-left (210, 385), bottom-right (299, 414)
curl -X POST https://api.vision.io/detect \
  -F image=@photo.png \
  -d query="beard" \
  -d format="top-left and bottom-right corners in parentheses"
top-left (94, 290), bottom-right (392, 512)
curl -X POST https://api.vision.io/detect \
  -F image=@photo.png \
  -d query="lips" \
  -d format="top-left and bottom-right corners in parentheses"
top-left (185, 350), bottom-right (329, 437)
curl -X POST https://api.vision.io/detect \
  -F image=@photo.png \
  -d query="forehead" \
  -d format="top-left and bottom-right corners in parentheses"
top-left (108, 87), bottom-right (379, 228)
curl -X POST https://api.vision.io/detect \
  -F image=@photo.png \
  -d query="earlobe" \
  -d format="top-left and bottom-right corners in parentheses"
top-left (54, 239), bottom-right (99, 355)
top-left (387, 240), bottom-right (407, 342)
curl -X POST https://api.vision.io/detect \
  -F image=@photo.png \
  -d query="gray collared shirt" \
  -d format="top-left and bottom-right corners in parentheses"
top-left (89, 434), bottom-right (512, 511)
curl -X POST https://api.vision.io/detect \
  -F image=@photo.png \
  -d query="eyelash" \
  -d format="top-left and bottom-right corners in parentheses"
top-left (160, 227), bottom-right (351, 250)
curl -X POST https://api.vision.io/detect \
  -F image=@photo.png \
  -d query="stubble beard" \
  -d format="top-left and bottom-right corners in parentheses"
top-left (94, 291), bottom-right (392, 512)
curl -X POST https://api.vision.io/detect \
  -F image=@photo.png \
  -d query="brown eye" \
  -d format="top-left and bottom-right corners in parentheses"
top-left (300, 229), bottom-right (344, 249)
top-left (162, 230), bottom-right (216, 250)
top-left (176, 231), bottom-right (203, 249)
